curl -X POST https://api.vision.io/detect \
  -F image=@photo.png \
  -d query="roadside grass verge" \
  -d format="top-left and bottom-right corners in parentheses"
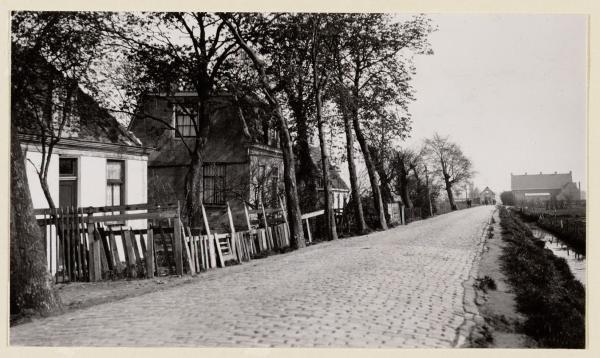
top-left (499, 207), bottom-right (585, 348)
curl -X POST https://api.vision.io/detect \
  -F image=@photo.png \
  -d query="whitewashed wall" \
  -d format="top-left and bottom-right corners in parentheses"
top-left (25, 150), bottom-right (60, 209)
top-left (22, 143), bottom-right (148, 274)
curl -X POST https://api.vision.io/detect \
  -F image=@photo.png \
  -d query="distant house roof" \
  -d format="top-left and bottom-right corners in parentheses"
top-left (309, 146), bottom-right (350, 192)
top-left (511, 172), bottom-right (573, 191)
top-left (481, 186), bottom-right (495, 195)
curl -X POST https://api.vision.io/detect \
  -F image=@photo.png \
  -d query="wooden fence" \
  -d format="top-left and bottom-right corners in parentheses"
top-left (35, 203), bottom-right (180, 283)
top-left (36, 200), bottom-right (299, 282)
top-left (386, 203), bottom-right (423, 225)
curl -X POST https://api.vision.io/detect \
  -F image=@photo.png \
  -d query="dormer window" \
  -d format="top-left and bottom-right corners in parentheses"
top-left (174, 105), bottom-right (197, 137)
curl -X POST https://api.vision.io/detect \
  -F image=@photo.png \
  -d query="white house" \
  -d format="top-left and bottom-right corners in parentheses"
top-left (17, 81), bottom-right (150, 274)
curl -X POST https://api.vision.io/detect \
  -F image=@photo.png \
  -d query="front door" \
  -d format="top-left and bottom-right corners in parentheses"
top-left (59, 180), bottom-right (77, 208)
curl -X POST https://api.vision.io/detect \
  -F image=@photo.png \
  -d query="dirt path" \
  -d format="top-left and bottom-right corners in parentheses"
top-left (468, 209), bottom-right (538, 347)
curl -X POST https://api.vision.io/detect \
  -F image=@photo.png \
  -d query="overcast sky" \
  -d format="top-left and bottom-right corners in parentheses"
top-left (401, 14), bottom-right (588, 195)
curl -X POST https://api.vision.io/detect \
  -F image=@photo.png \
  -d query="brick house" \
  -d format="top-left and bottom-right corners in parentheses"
top-left (510, 171), bottom-right (581, 203)
top-left (129, 91), bottom-right (285, 230)
top-left (479, 186), bottom-right (495, 205)
top-left (130, 91), bottom-right (351, 229)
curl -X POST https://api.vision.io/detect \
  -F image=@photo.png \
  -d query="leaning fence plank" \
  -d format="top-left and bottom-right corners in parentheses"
top-left (122, 229), bottom-right (137, 278)
top-left (201, 203), bottom-right (212, 237)
top-left (98, 226), bottom-right (114, 271)
top-left (130, 227), bottom-right (144, 271)
top-left (97, 226), bottom-right (110, 275)
top-left (226, 202), bottom-right (238, 262)
top-left (214, 234), bottom-right (225, 268)
top-left (244, 202), bottom-right (252, 231)
top-left (107, 227), bottom-right (122, 274)
top-left (181, 225), bottom-right (195, 275)
top-left (186, 227), bottom-right (199, 272)
top-left (139, 232), bottom-right (147, 258)
top-left (208, 234), bottom-right (217, 268)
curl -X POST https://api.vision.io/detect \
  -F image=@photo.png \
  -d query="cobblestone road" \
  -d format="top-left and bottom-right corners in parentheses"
top-left (11, 206), bottom-right (494, 347)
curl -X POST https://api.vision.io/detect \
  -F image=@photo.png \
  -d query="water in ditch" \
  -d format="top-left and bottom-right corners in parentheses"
top-left (529, 225), bottom-right (586, 287)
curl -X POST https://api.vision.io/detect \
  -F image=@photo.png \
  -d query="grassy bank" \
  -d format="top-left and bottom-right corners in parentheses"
top-left (499, 207), bottom-right (585, 348)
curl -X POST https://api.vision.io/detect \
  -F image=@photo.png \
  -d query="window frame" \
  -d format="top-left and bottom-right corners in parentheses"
top-left (106, 160), bottom-right (125, 206)
top-left (202, 162), bottom-right (227, 206)
top-left (173, 104), bottom-right (198, 138)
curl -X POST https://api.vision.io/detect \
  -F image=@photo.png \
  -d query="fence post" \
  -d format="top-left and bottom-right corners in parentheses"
top-left (401, 205), bottom-right (405, 225)
top-left (87, 221), bottom-right (101, 282)
top-left (173, 203), bottom-right (183, 276)
top-left (146, 219), bottom-right (155, 279)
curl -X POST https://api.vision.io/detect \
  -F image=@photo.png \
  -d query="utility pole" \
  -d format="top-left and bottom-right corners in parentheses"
top-left (424, 164), bottom-right (433, 217)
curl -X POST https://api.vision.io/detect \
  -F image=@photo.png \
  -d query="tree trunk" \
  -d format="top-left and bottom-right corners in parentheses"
top-left (183, 93), bottom-right (210, 227)
top-left (278, 116), bottom-right (306, 249)
top-left (444, 176), bottom-right (457, 210)
top-left (342, 112), bottom-right (368, 233)
top-left (184, 148), bottom-right (204, 226)
top-left (10, 128), bottom-right (61, 319)
top-left (221, 16), bottom-right (305, 249)
top-left (290, 100), bottom-right (319, 212)
top-left (314, 84), bottom-right (337, 241)
top-left (398, 163), bottom-right (413, 209)
top-left (371, 147), bottom-right (392, 222)
top-left (350, 106), bottom-right (387, 230)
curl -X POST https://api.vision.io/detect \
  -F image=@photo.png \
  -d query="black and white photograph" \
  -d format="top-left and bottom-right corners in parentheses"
top-left (7, 8), bottom-right (589, 350)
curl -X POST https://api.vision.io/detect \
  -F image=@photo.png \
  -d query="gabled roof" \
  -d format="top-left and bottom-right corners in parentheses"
top-left (481, 186), bottom-right (495, 195)
top-left (14, 47), bottom-right (143, 149)
top-left (511, 172), bottom-right (573, 191)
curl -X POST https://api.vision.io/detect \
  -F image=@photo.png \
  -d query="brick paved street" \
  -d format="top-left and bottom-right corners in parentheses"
top-left (11, 206), bottom-right (494, 347)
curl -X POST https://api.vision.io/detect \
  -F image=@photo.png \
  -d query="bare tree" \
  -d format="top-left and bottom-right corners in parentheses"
top-left (423, 133), bottom-right (474, 210)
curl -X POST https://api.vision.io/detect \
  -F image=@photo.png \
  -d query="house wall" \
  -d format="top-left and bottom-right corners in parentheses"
top-left (24, 150), bottom-right (60, 209)
top-left (513, 189), bottom-right (561, 202)
top-left (23, 143), bottom-right (148, 224)
top-left (23, 143), bottom-right (148, 274)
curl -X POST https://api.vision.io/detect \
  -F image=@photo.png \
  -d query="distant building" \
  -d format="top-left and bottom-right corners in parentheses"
top-left (309, 146), bottom-right (350, 210)
top-left (510, 171), bottom-right (580, 203)
top-left (479, 187), bottom-right (495, 205)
